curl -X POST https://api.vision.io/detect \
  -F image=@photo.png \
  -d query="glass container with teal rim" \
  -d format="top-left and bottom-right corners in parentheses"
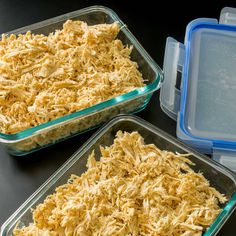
top-left (1, 115), bottom-right (236, 236)
top-left (0, 6), bottom-right (162, 156)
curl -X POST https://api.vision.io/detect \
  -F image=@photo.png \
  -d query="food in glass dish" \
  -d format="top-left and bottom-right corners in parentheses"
top-left (14, 131), bottom-right (227, 236)
top-left (0, 20), bottom-right (144, 135)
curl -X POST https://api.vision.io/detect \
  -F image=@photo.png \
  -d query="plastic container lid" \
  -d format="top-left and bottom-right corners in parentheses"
top-left (160, 7), bottom-right (236, 171)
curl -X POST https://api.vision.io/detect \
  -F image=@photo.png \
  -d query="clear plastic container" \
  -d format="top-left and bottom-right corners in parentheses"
top-left (1, 115), bottom-right (236, 236)
top-left (0, 6), bottom-right (162, 156)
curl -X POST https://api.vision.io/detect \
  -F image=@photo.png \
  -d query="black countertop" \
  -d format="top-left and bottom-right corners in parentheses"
top-left (0, 1), bottom-right (235, 235)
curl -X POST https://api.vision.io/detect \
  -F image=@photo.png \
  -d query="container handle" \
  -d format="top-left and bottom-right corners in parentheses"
top-left (220, 7), bottom-right (236, 26)
top-left (213, 148), bottom-right (236, 172)
top-left (160, 37), bottom-right (185, 121)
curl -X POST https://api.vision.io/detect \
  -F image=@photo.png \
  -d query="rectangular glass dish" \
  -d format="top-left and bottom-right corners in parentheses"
top-left (1, 115), bottom-right (236, 236)
top-left (0, 6), bottom-right (162, 156)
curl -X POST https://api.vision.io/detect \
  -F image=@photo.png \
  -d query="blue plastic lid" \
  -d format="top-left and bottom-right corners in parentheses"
top-left (183, 19), bottom-right (236, 141)
top-left (160, 7), bottom-right (236, 171)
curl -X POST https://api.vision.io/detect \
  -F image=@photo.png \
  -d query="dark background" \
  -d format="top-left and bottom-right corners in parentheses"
top-left (0, 0), bottom-right (235, 235)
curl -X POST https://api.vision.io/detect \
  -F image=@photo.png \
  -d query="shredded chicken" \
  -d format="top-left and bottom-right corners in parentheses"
top-left (0, 20), bottom-right (144, 134)
top-left (14, 131), bottom-right (227, 236)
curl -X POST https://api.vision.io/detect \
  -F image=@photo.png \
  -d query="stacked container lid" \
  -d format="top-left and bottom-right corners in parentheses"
top-left (160, 7), bottom-right (236, 171)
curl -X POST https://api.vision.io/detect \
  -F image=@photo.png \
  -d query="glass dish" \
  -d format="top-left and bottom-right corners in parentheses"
top-left (1, 115), bottom-right (236, 236)
top-left (0, 6), bottom-right (162, 156)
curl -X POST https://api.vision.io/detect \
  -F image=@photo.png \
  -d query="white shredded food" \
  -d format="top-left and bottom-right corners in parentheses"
top-left (14, 131), bottom-right (227, 236)
top-left (0, 20), bottom-right (144, 134)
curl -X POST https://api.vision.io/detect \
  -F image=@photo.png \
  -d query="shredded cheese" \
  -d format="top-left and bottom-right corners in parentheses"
top-left (0, 20), bottom-right (144, 134)
top-left (14, 131), bottom-right (227, 236)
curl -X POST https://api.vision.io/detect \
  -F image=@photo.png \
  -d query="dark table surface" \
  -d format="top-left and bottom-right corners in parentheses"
top-left (0, 0), bottom-right (235, 235)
